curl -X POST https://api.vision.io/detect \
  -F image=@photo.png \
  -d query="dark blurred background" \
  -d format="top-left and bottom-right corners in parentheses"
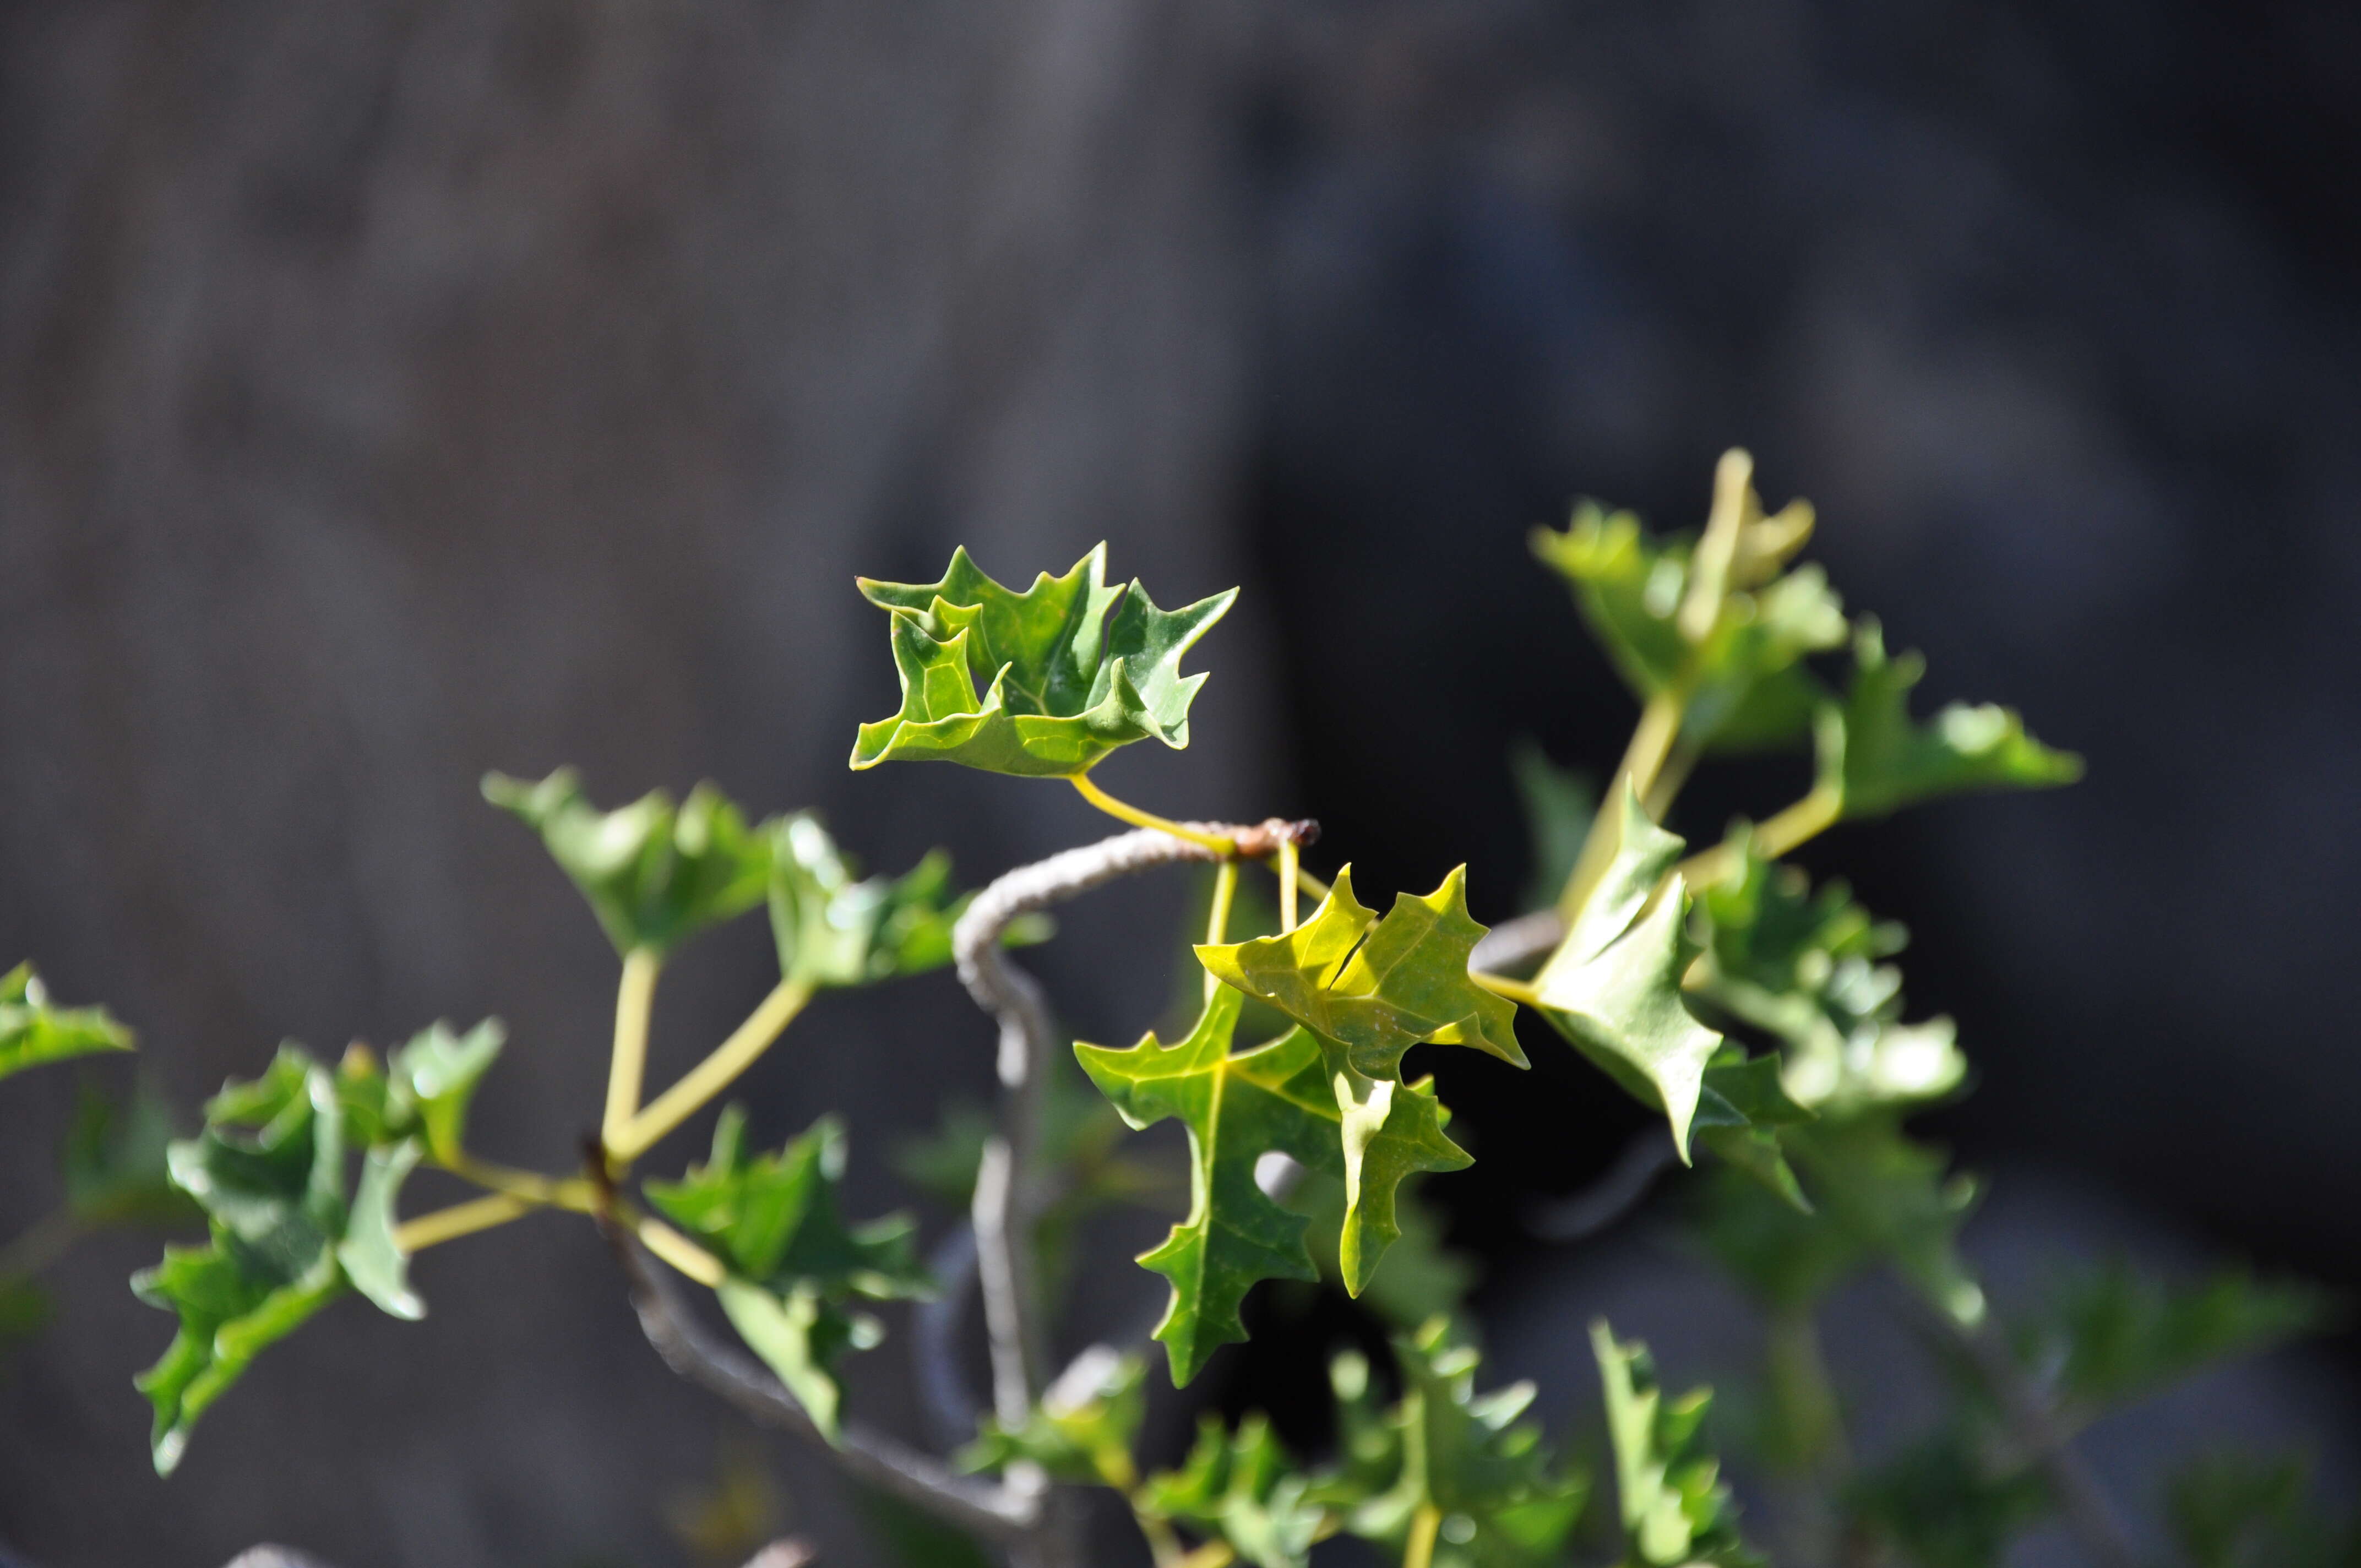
top-left (1, 2), bottom-right (2356, 1564)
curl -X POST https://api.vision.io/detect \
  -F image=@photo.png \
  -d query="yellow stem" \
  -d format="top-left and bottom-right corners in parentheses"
top-left (1177, 1543), bottom-right (1237, 1568)
top-left (1676, 783), bottom-right (1843, 890)
top-left (1070, 772), bottom-right (1236, 854)
top-left (611, 976), bottom-right (815, 1162)
top-left (1557, 685), bottom-right (1690, 921)
top-left (603, 948), bottom-right (662, 1151)
top-left (1129, 1493), bottom-right (1187, 1568)
top-left (1204, 859), bottom-right (1238, 1000)
top-left (1292, 862), bottom-right (1331, 904)
top-left (1640, 737), bottom-right (1701, 821)
top-left (394, 1193), bottom-right (531, 1253)
top-left (637, 1215), bottom-right (727, 1287)
top-left (1278, 838), bottom-right (1299, 932)
top-left (1403, 1503), bottom-right (1443, 1568)
top-left (444, 1153), bottom-right (596, 1213)
top-left (1471, 971), bottom-right (1542, 1009)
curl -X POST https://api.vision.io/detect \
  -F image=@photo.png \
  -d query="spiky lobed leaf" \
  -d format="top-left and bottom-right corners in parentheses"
top-left (485, 769), bottom-right (772, 957)
top-left (0, 962), bottom-right (132, 1082)
top-left (769, 813), bottom-right (1008, 988)
top-left (2025, 1260), bottom-right (2333, 1415)
top-left (959, 1345), bottom-right (1147, 1489)
top-left (1818, 620), bottom-right (2081, 821)
top-left (850, 544), bottom-right (1235, 777)
top-left (1144, 1413), bottom-right (1326, 1568)
top-left (1076, 987), bottom-right (1466, 1381)
top-left (1592, 1320), bottom-right (1760, 1568)
top-left (1317, 1319), bottom-right (1588, 1568)
top-left (1531, 788), bottom-right (1724, 1158)
top-left (645, 1107), bottom-right (930, 1436)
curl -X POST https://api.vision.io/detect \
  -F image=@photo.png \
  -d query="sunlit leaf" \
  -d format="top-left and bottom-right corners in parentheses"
top-left (1592, 1320), bottom-right (1759, 1568)
top-left (769, 813), bottom-right (1023, 989)
top-left (644, 1107), bottom-right (931, 1436)
top-left (1531, 788), bottom-right (1723, 1157)
top-left (386, 1019), bottom-right (504, 1163)
top-left (851, 544), bottom-right (1235, 777)
top-left (0, 962), bottom-right (132, 1082)
top-left (1282, 1167), bottom-right (1477, 1329)
top-left (1818, 620), bottom-right (2081, 821)
top-left (1691, 1048), bottom-right (1814, 1212)
top-left (959, 1344), bottom-right (1146, 1488)
top-left (1320, 1319), bottom-right (1588, 1568)
top-left (1143, 1412), bottom-right (1325, 1568)
top-left (1076, 987), bottom-right (1466, 1382)
top-left (484, 768), bottom-right (772, 956)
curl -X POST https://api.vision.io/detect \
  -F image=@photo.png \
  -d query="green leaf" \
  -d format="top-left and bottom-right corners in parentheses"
top-left (1818, 620), bottom-right (2082, 820)
top-left (2167, 1450), bottom-right (2361, 1568)
top-left (1840, 1426), bottom-right (2049, 1568)
top-left (850, 544), bottom-right (1236, 777)
top-left (1282, 1168), bottom-right (1477, 1329)
top-left (644, 1107), bottom-right (931, 1436)
top-left (1591, 1320), bottom-right (1760, 1568)
top-left (1530, 788), bottom-right (1723, 1158)
top-left (959, 1345), bottom-right (1146, 1488)
top-left (1076, 986), bottom-right (1467, 1381)
top-left (1691, 1048), bottom-right (1814, 1212)
top-left (1531, 473), bottom-right (1843, 754)
top-left (2023, 1260), bottom-right (2332, 1416)
top-left (0, 962), bottom-right (132, 1082)
top-left (769, 814), bottom-right (1019, 989)
top-left (1508, 741), bottom-right (1594, 916)
top-left (1196, 865), bottom-right (1527, 1082)
top-left (1143, 1413), bottom-right (1325, 1568)
top-left (65, 1077), bottom-right (196, 1228)
top-left (0, 1276), bottom-right (52, 1348)
top-left (484, 768), bottom-right (773, 956)
top-left (385, 1019), bottom-right (504, 1163)
top-left (132, 1045), bottom-right (433, 1471)
top-left (1322, 1319), bottom-right (1588, 1568)
top-left (1689, 836), bottom-right (1963, 1114)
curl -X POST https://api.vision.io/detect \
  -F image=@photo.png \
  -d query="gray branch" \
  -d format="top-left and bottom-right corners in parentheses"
top-left (1469, 907), bottom-right (1564, 976)
top-left (603, 1226), bottom-right (1036, 1544)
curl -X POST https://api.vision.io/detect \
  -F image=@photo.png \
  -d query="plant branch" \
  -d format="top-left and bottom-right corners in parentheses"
top-left (0, 1206), bottom-right (81, 1280)
top-left (1467, 910), bottom-right (1565, 978)
top-left (394, 1193), bottom-right (531, 1252)
top-left (603, 948), bottom-right (662, 1152)
top-left (611, 976), bottom-right (815, 1162)
top-left (1204, 859), bottom-right (1238, 999)
top-left (1277, 837), bottom-right (1299, 931)
top-left (601, 1221), bottom-right (1037, 1543)
top-left (1677, 783), bottom-right (1843, 890)
top-left (1893, 1278), bottom-right (2139, 1568)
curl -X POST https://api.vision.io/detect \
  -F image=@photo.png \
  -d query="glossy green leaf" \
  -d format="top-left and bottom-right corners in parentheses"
top-left (1592, 1320), bottom-right (1759, 1568)
top-left (1321, 1319), bottom-right (1588, 1568)
top-left (1531, 788), bottom-right (1723, 1158)
top-left (2023, 1260), bottom-right (2331, 1415)
top-left (645, 1107), bottom-right (931, 1436)
top-left (1531, 472), bottom-right (1843, 755)
top-left (2167, 1450), bottom-right (2361, 1568)
top-left (1076, 986), bottom-right (1466, 1381)
top-left (850, 544), bottom-right (1235, 777)
top-left (959, 1345), bottom-right (1146, 1488)
top-left (1198, 865), bottom-right (1526, 1082)
top-left (1691, 1048), bottom-right (1814, 1212)
top-left (0, 962), bottom-right (132, 1082)
top-left (1840, 1426), bottom-right (2049, 1568)
top-left (1143, 1413), bottom-right (1325, 1568)
top-left (484, 768), bottom-right (772, 956)
top-left (1282, 1167), bottom-right (1477, 1329)
top-left (769, 814), bottom-right (1010, 989)
top-left (1818, 620), bottom-right (2082, 821)
top-left (385, 1019), bottom-right (504, 1163)
top-left (65, 1078), bottom-right (195, 1228)
top-left (132, 1045), bottom-right (438, 1471)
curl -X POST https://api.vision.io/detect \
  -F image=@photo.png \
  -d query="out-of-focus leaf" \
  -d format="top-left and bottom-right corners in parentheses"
top-left (484, 768), bottom-right (773, 956)
top-left (1076, 987), bottom-right (1465, 1381)
top-left (65, 1078), bottom-right (195, 1228)
top-left (2167, 1450), bottom-right (2361, 1568)
top-left (1530, 456), bottom-right (1844, 755)
top-left (645, 1107), bottom-right (931, 1436)
top-left (132, 1044), bottom-right (431, 1472)
top-left (1508, 741), bottom-right (1594, 915)
top-left (385, 1019), bottom-right (504, 1163)
top-left (1841, 1427), bottom-right (2048, 1568)
top-left (1817, 620), bottom-right (2081, 821)
top-left (1531, 788), bottom-right (1723, 1158)
top-left (851, 544), bottom-right (1234, 777)
top-left (1143, 1412), bottom-right (1325, 1568)
top-left (1592, 1320), bottom-right (1759, 1568)
top-left (856, 1482), bottom-right (997, 1568)
top-left (959, 1344), bottom-right (1145, 1488)
top-left (0, 962), bottom-right (132, 1082)
top-left (2022, 1261), bottom-right (2332, 1417)
top-left (1322, 1319), bottom-right (1587, 1568)
top-left (1691, 1048), bottom-right (1814, 1212)
top-left (770, 814), bottom-right (1029, 989)
top-left (0, 1276), bottom-right (53, 1346)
